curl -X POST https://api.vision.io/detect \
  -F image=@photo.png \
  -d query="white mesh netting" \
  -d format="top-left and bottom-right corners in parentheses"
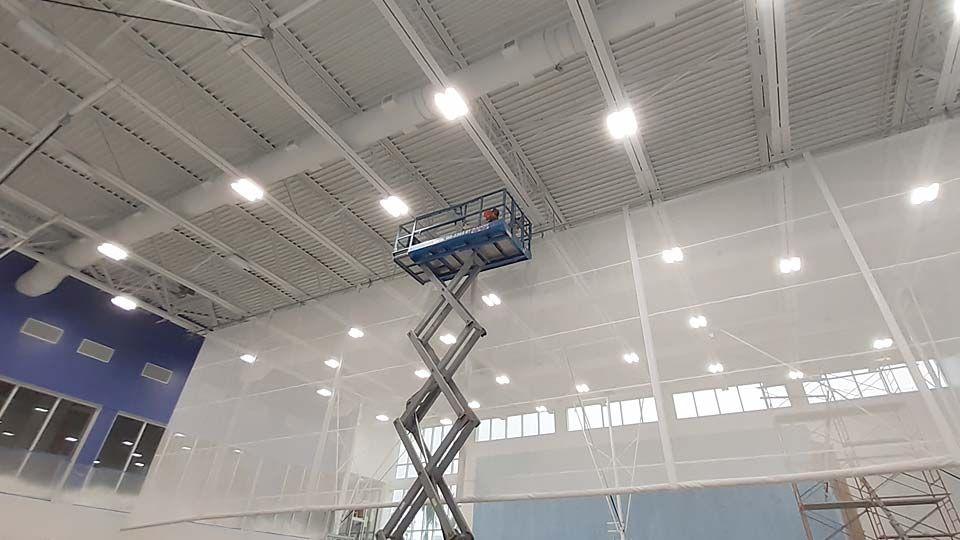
top-left (128, 120), bottom-right (960, 529)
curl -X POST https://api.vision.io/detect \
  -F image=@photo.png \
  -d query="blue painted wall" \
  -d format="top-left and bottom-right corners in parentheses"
top-left (0, 252), bottom-right (204, 467)
top-left (473, 483), bottom-right (837, 540)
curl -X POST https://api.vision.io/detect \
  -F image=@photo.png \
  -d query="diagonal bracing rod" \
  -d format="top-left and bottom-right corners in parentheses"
top-left (377, 254), bottom-right (486, 540)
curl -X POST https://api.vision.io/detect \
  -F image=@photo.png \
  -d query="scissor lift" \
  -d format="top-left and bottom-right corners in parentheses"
top-left (377, 190), bottom-right (532, 540)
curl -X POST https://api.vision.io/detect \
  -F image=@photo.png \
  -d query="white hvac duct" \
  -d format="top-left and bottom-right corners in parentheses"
top-left (15, 0), bottom-right (694, 296)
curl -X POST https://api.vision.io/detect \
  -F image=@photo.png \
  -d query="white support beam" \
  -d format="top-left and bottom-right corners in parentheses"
top-left (566, 0), bottom-right (660, 199)
top-left (806, 151), bottom-right (960, 457)
top-left (1, 186), bottom-right (248, 317)
top-left (890, 0), bottom-right (925, 128)
top-left (144, 0), bottom-right (259, 29)
top-left (0, 103), bottom-right (311, 301)
top-left (933, 15), bottom-right (960, 113)
top-left (0, 220), bottom-right (203, 332)
top-left (372, 0), bottom-right (546, 225)
top-left (1, 0), bottom-right (376, 283)
top-left (756, 0), bottom-right (791, 159)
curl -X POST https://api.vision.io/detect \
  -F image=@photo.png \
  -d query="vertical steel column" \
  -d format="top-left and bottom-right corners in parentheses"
top-left (377, 255), bottom-right (485, 540)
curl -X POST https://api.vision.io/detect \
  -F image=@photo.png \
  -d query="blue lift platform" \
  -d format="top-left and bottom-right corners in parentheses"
top-left (392, 189), bottom-right (532, 284)
top-left (379, 190), bottom-right (532, 540)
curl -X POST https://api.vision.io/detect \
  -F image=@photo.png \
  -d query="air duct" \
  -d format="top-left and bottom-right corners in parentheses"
top-left (13, 0), bottom-right (695, 296)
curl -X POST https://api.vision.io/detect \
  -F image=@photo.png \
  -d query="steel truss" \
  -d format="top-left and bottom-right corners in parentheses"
top-left (377, 252), bottom-right (486, 540)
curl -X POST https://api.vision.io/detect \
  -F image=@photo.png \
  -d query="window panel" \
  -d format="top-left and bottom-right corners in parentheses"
top-left (640, 397), bottom-right (658, 422)
top-left (567, 408), bottom-right (583, 431)
top-left (854, 371), bottom-right (887, 397)
top-left (891, 366), bottom-right (917, 392)
top-left (583, 404), bottom-right (604, 429)
top-left (476, 419), bottom-right (490, 442)
top-left (118, 423), bottom-right (164, 495)
top-left (506, 415), bottom-right (522, 438)
top-left (918, 360), bottom-right (943, 388)
top-left (20, 399), bottom-right (95, 487)
top-left (693, 390), bottom-right (719, 417)
top-left (763, 385), bottom-right (791, 408)
top-left (539, 412), bottom-right (555, 434)
top-left (0, 387), bottom-right (58, 474)
top-left (673, 393), bottom-right (697, 419)
top-left (620, 399), bottom-right (642, 425)
top-left (716, 387), bottom-right (743, 414)
top-left (803, 381), bottom-right (828, 404)
top-left (490, 418), bottom-right (506, 440)
top-left (827, 373), bottom-right (860, 400)
top-left (521, 413), bottom-right (538, 436)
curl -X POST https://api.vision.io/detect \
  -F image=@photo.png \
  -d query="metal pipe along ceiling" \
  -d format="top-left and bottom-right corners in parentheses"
top-left (13, 0), bottom-right (696, 297)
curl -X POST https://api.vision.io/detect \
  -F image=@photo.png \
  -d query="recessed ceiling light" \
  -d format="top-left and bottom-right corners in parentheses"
top-left (64, 436), bottom-right (78, 442)
top-left (232, 448), bottom-right (242, 454)
top-left (132, 453), bottom-right (142, 458)
top-left (181, 446), bottom-right (192, 451)
top-left (707, 362), bottom-right (724, 374)
top-left (230, 178), bottom-right (264, 202)
top-left (1, 431), bottom-right (13, 437)
top-left (661, 247), bottom-right (683, 264)
top-left (778, 256), bottom-right (802, 274)
top-left (439, 417), bottom-right (453, 426)
top-left (434, 87), bottom-right (469, 120)
top-left (33, 407), bottom-right (49, 413)
top-left (910, 183), bottom-right (940, 205)
top-left (97, 242), bottom-right (128, 261)
top-left (468, 400), bottom-right (480, 409)
top-left (348, 327), bottom-right (365, 339)
top-left (324, 358), bottom-right (341, 369)
top-left (872, 337), bottom-right (893, 350)
top-left (535, 405), bottom-right (547, 413)
top-left (122, 440), bottom-right (134, 446)
top-left (133, 462), bottom-right (145, 467)
top-left (93, 460), bottom-right (100, 465)
top-left (316, 388), bottom-right (333, 397)
top-left (240, 353), bottom-right (257, 364)
top-left (439, 333), bottom-right (457, 345)
top-left (606, 107), bottom-right (638, 139)
top-left (575, 383), bottom-right (590, 393)
top-left (379, 195), bottom-right (409, 217)
top-left (376, 414), bottom-right (390, 422)
top-left (623, 352), bottom-right (640, 364)
top-left (688, 315), bottom-right (708, 329)
top-left (495, 374), bottom-right (510, 385)
top-left (787, 369), bottom-right (804, 380)
top-left (415, 368), bottom-right (431, 379)
top-left (482, 293), bottom-right (502, 307)
top-left (111, 295), bottom-right (138, 311)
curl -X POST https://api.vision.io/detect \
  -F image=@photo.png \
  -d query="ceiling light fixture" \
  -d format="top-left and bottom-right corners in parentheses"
top-left (606, 107), bottom-right (638, 139)
top-left (1, 431), bottom-right (13, 437)
top-left (181, 446), bottom-right (192, 451)
top-left (133, 462), bottom-right (145, 467)
top-left (575, 383), bottom-right (590, 393)
top-left (174, 433), bottom-right (184, 438)
top-left (707, 362), bottom-right (725, 374)
top-left (910, 183), bottom-right (940, 205)
top-left (33, 407), bottom-right (49, 413)
top-left (468, 400), bottom-right (480, 409)
top-left (495, 375), bottom-right (510, 385)
top-left (379, 195), bottom-right (410, 217)
top-left (873, 337), bottom-right (893, 350)
top-left (787, 369), bottom-right (804, 380)
top-left (688, 315), bottom-right (708, 329)
top-left (415, 368), bottom-right (431, 379)
top-left (111, 295), bottom-right (138, 311)
top-left (122, 441), bottom-right (134, 446)
top-left (623, 352), bottom-right (640, 364)
top-left (440, 418), bottom-right (453, 426)
top-left (434, 87), bottom-right (469, 120)
top-left (535, 405), bottom-right (548, 413)
top-left (316, 388), bottom-right (333, 397)
top-left (778, 256), bottom-right (802, 274)
top-left (93, 460), bottom-right (100, 465)
top-left (481, 293), bottom-right (502, 307)
top-left (376, 414), bottom-right (390, 422)
top-left (324, 358), bottom-right (341, 369)
top-left (64, 436), bottom-right (78, 443)
top-left (233, 448), bottom-right (243, 454)
top-left (230, 178), bottom-right (264, 202)
top-left (240, 353), bottom-right (257, 364)
top-left (132, 453), bottom-right (142, 458)
top-left (661, 247), bottom-right (684, 264)
top-left (439, 333), bottom-right (457, 345)
top-left (348, 327), bottom-right (365, 339)
top-left (97, 242), bottom-right (128, 261)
